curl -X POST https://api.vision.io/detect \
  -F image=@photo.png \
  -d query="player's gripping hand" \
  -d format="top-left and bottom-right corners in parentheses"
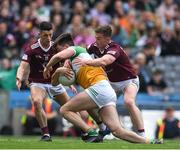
top-left (55, 67), bottom-right (74, 80)
top-left (73, 57), bottom-right (89, 66)
top-left (63, 60), bottom-right (71, 69)
top-left (51, 67), bottom-right (74, 86)
top-left (16, 77), bottom-right (22, 91)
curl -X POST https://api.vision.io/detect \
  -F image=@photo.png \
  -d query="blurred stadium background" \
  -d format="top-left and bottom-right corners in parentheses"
top-left (0, 0), bottom-right (180, 141)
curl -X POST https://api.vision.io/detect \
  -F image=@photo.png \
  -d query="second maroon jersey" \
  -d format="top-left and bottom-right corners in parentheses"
top-left (22, 39), bottom-right (59, 84)
top-left (87, 41), bottom-right (136, 82)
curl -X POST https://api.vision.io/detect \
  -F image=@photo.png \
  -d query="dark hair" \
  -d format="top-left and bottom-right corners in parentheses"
top-left (95, 25), bottom-right (112, 37)
top-left (53, 33), bottom-right (74, 47)
top-left (39, 21), bottom-right (52, 31)
top-left (165, 106), bottom-right (174, 112)
top-left (153, 69), bottom-right (163, 75)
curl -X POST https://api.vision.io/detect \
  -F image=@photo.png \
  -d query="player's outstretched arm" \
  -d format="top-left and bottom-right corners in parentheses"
top-left (46, 53), bottom-right (60, 70)
top-left (74, 54), bottom-right (116, 67)
top-left (16, 61), bottom-right (30, 91)
top-left (44, 47), bottom-right (75, 79)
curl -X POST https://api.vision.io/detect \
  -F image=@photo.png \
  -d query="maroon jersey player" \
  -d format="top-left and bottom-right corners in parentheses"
top-left (88, 41), bottom-right (136, 82)
top-left (16, 22), bottom-right (70, 142)
top-left (21, 39), bottom-right (59, 83)
top-left (74, 25), bottom-right (145, 137)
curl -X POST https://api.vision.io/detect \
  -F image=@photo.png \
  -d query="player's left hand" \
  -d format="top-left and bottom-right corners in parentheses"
top-left (57, 67), bottom-right (74, 80)
top-left (63, 60), bottom-right (71, 69)
top-left (73, 57), bottom-right (88, 66)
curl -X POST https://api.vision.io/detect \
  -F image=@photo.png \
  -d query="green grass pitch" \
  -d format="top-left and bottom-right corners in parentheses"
top-left (0, 136), bottom-right (179, 149)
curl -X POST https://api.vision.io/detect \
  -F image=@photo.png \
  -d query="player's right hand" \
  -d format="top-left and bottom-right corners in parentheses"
top-left (73, 57), bottom-right (88, 66)
top-left (63, 60), bottom-right (71, 69)
top-left (56, 67), bottom-right (74, 80)
top-left (16, 78), bottom-right (22, 91)
top-left (62, 67), bottom-right (74, 80)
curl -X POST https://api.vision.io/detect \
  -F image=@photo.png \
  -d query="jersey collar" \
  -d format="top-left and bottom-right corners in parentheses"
top-left (95, 40), bottom-right (112, 54)
top-left (38, 39), bottom-right (52, 52)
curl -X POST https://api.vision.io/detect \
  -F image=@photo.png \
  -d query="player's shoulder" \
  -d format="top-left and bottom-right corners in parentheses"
top-left (87, 43), bottom-right (99, 54)
top-left (108, 41), bottom-right (123, 50)
top-left (87, 42), bottom-right (97, 49)
top-left (24, 41), bottom-right (40, 52)
top-left (30, 41), bottom-right (40, 50)
top-left (105, 41), bottom-right (125, 56)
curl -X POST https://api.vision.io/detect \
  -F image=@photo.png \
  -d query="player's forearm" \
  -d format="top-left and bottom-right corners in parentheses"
top-left (16, 65), bottom-right (26, 81)
top-left (46, 54), bottom-right (60, 69)
top-left (86, 58), bottom-right (108, 67)
top-left (23, 66), bottom-right (30, 80)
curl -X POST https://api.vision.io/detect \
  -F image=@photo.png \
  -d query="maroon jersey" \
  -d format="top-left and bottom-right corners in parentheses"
top-left (22, 39), bottom-right (59, 83)
top-left (87, 41), bottom-right (136, 82)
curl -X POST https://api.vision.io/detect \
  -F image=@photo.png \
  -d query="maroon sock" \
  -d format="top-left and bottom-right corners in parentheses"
top-left (138, 129), bottom-right (145, 133)
top-left (41, 126), bottom-right (49, 135)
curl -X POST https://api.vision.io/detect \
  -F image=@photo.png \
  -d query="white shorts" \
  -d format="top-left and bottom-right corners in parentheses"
top-left (85, 80), bottom-right (117, 109)
top-left (29, 83), bottom-right (66, 99)
top-left (110, 77), bottom-right (139, 96)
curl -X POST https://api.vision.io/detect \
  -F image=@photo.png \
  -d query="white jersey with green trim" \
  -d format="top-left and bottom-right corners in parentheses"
top-left (69, 46), bottom-right (92, 73)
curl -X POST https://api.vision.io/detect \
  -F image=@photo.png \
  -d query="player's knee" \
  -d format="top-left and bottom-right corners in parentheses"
top-left (33, 99), bottom-right (42, 110)
top-left (124, 98), bottom-right (135, 108)
top-left (60, 105), bottom-right (68, 116)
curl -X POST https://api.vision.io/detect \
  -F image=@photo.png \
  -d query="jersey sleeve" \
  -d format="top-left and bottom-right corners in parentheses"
top-left (70, 46), bottom-right (86, 59)
top-left (21, 50), bottom-right (31, 63)
top-left (106, 45), bottom-right (123, 59)
top-left (86, 44), bottom-right (93, 54)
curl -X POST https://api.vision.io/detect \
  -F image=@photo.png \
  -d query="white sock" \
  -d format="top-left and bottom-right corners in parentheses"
top-left (137, 131), bottom-right (146, 138)
top-left (44, 133), bottom-right (50, 137)
top-left (98, 123), bottom-right (106, 131)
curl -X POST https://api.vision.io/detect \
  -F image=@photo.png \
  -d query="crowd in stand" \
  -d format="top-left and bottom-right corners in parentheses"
top-left (0, 0), bottom-right (179, 94)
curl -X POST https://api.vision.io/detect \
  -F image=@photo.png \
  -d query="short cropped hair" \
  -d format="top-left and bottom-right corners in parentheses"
top-left (153, 69), bottom-right (163, 75)
top-left (95, 25), bottom-right (112, 37)
top-left (53, 33), bottom-right (74, 46)
top-left (39, 21), bottom-right (52, 31)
